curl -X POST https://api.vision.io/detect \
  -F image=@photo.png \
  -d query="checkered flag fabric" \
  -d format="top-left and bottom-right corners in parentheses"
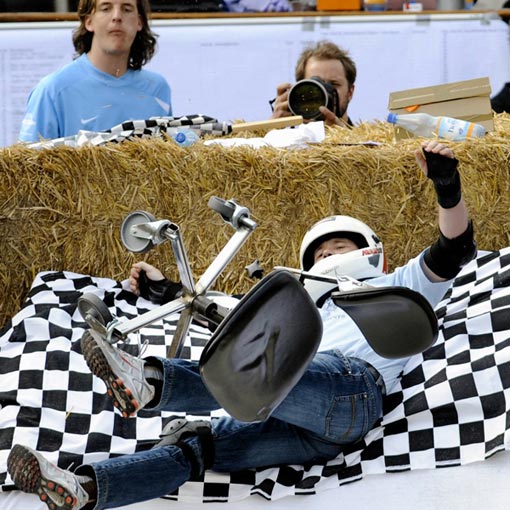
top-left (27, 115), bottom-right (233, 149)
top-left (0, 248), bottom-right (509, 503)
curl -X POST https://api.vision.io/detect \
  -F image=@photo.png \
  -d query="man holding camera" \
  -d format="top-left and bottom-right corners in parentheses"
top-left (270, 40), bottom-right (356, 127)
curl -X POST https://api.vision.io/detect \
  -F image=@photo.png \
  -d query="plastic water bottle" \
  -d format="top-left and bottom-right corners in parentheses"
top-left (387, 112), bottom-right (486, 141)
top-left (171, 128), bottom-right (199, 147)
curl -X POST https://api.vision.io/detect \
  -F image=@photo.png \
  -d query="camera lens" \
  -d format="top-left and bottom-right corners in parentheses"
top-left (288, 79), bottom-right (329, 120)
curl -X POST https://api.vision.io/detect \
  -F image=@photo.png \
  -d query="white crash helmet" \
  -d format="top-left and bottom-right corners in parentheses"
top-left (299, 215), bottom-right (387, 304)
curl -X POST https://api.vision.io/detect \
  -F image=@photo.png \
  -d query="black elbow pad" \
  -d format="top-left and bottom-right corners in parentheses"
top-left (423, 221), bottom-right (477, 280)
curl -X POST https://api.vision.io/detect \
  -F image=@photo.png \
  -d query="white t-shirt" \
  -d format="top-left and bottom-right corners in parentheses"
top-left (318, 251), bottom-right (451, 393)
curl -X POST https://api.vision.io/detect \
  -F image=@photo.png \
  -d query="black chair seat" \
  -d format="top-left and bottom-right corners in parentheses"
top-left (332, 286), bottom-right (438, 359)
top-left (200, 270), bottom-right (322, 422)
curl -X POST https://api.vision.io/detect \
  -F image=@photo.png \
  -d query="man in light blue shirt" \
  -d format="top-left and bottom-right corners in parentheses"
top-left (8, 141), bottom-right (477, 510)
top-left (19, 0), bottom-right (171, 143)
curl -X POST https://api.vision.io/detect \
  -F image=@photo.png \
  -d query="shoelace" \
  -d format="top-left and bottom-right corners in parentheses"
top-left (137, 335), bottom-right (149, 358)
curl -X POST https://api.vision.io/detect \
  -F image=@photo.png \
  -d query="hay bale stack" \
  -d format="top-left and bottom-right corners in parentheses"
top-left (1, 114), bottom-right (509, 328)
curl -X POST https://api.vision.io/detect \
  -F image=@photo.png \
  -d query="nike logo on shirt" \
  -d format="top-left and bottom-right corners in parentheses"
top-left (81, 116), bottom-right (99, 125)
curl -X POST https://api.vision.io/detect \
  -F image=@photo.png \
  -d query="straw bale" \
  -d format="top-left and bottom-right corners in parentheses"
top-left (1, 114), bottom-right (510, 328)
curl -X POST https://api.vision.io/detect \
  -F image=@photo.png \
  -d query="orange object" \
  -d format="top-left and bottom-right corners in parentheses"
top-left (316, 0), bottom-right (362, 10)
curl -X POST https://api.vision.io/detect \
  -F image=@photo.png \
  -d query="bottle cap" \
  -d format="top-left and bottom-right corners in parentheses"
top-left (387, 112), bottom-right (397, 124)
top-left (175, 132), bottom-right (186, 143)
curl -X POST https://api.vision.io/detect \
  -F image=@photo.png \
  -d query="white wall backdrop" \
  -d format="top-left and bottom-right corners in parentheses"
top-left (1, 12), bottom-right (509, 146)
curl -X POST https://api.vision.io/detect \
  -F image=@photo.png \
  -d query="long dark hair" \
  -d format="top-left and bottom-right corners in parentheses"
top-left (72, 0), bottom-right (157, 70)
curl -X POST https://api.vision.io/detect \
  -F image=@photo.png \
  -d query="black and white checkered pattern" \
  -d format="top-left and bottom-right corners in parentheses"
top-left (28, 115), bottom-right (233, 149)
top-left (0, 248), bottom-right (509, 502)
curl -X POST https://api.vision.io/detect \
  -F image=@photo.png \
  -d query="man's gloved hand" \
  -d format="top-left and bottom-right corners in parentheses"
top-left (423, 149), bottom-right (461, 209)
top-left (138, 270), bottom-right (183, 305)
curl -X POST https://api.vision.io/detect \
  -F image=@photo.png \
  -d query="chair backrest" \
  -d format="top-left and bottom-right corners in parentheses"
top-left (332, 286), bottom-right (438, 359)
top-left (200, 270), bottom-right (322, 422)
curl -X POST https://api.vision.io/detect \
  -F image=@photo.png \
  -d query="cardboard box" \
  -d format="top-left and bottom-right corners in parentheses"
top-left (316, 0), bottom-right (362, 10)
top-left (388, 77), bottom-right (493, 139)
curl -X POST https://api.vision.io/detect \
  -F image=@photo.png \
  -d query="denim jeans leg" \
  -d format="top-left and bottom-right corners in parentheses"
top-left (76, 438), bottom-right (202, 510)
top-left (146, 357), bottom-right (222, 414)
top-left (138, 350), bottom-right (382, 477)
top-left (270, 350), bottom-right (383, 444)
top-left (211, 415), bottom-right (344, 473)
top-left (211, 350), bottom-right (383, 472)
top-left (147, 351), bottom-right (382, 435)
top-left (77, 351), bottom-right (383, 508)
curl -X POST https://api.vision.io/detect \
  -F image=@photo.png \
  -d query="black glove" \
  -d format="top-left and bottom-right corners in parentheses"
top-left (423, 149), bottom-right (461, 209)
top-left (138, 270), bottom-right (183, 305)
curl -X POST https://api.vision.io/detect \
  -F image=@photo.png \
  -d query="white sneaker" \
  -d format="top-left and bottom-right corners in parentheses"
top-left (7, 444), bottom-right (89, 510)
top-left (81, 329), bottom-right (155, 418)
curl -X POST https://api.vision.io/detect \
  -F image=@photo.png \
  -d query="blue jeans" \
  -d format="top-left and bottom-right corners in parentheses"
top-left (79, 350), bottom-right (384, 510)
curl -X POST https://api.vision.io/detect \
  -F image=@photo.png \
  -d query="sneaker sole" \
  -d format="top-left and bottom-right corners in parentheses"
top-left (81, 332), bottom-right (139, 418)
top-left (7, 445), bottom-right (79, 510)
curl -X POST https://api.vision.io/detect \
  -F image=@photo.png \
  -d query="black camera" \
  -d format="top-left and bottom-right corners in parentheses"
top-left (288, 76), bottom-right (340, 121)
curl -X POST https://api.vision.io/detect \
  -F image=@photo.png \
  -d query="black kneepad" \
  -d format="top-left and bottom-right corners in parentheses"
top-left (177, 427), bottom-right (215, 478)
